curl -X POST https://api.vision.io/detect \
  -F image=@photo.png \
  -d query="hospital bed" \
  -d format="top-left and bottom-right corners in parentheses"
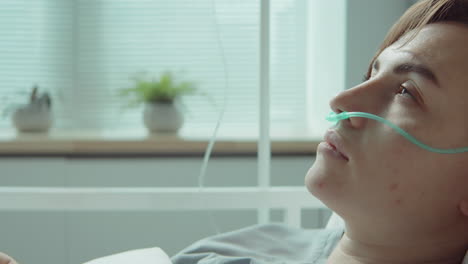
top-left (0, 185), bottom-right (335, 263)
top-left (81, 214), bottom-right (345, 264)
top-left (3, 185), bottom-right (465, 264)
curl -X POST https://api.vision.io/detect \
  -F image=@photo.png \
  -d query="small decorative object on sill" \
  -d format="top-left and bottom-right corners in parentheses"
top-left (143, 100), bottom-right (184, 132)
top-left (11, 85), bottom-right (53, 133)
top-left (119, 71), bottom-right (196, 133)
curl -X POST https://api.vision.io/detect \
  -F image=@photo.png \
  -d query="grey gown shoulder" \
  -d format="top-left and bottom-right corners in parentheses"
top-left (171, 223), bottom-right (344, 264)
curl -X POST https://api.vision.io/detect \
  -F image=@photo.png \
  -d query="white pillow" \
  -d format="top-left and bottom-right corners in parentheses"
top-left (325, 213), bottom-right (345, 229)
top-left (83, 247), bottom-right (172, 264)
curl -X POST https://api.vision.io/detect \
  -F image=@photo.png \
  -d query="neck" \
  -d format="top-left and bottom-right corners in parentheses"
top-left (327, 228), bottom-right (467, 264)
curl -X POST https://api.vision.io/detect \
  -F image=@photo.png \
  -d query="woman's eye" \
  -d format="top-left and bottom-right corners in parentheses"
top-left (397, 84), bottom-right (415, 99)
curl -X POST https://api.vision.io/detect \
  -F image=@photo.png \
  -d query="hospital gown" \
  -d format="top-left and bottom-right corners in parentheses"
top-left (171, 223), bottom-right (344, 264)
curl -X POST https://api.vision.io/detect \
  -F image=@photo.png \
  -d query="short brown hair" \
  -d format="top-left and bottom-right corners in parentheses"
top-left (365, 0), bottom-right (468, 79)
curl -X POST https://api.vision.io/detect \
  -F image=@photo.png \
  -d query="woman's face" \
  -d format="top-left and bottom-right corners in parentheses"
top-left (305, 22), bottom-right (468, 233)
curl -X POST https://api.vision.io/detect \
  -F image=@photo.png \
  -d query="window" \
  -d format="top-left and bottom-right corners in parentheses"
top-left (0, 0), bottom-right (345, 140)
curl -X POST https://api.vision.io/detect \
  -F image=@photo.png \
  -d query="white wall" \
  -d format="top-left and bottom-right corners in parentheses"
top-left (345, 0), bottom-right (410, 89)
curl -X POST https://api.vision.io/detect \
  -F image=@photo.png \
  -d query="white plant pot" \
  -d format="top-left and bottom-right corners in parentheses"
top-left (12, 104), bottom-right (53, 133)
top-left (143, 102), bottom-right (184, 133)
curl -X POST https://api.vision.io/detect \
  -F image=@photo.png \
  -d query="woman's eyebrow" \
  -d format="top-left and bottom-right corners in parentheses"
top-left (394, 62), bottom-right (439, 87)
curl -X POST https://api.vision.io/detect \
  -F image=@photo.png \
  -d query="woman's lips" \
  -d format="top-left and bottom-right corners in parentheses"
top-left (323, 130), bottom-right (349, 161)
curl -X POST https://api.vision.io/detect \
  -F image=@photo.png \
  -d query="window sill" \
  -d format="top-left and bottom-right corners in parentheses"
top-left (0, 129), bottom-right (321, 156)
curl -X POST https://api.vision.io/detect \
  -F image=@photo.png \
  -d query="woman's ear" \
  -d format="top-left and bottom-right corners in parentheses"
top-left (460, 200), bottom-right (468, 217)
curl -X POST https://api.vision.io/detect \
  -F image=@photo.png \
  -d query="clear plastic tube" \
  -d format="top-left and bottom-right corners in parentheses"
top-left (327, 111), bottom-right (468, 154)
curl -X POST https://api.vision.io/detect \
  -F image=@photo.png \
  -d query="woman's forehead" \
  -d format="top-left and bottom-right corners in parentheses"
top-left (377, 23), bottom-right (468, 89)
top-left (387, 23), bottom-right (468, 61)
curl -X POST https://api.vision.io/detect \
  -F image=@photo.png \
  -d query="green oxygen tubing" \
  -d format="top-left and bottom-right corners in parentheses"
top-left (326, 111), bottom-right (468, 154)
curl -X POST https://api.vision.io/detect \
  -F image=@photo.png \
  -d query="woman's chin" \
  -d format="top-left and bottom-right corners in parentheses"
top-left (305, 163), bottom-right (329, 196)
top-left (305, 159), bottom-right (345, 203)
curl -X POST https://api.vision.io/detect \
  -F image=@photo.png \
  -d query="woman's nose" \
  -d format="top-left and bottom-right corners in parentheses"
top-left (329, 81), bottom-right (380, 129)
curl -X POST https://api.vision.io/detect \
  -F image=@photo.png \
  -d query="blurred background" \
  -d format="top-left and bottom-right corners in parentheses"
top-left (0, 0), bottom-right (411, 263)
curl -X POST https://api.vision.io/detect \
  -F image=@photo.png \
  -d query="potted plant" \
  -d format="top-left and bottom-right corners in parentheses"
top-left (119, 71), bottom-right (196, 133)
top-left (3, 85), bottom-right (53, 133)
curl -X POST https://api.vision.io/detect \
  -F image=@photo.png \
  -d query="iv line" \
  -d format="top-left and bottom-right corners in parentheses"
top-left (195, 0), bottom-right (231, 235)
top-left (327, 111), bottom-right (468, 154)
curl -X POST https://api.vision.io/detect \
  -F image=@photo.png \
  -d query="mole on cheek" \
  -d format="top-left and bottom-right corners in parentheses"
top-left (395, 199), bottom-right (403, 205)
top-left (389, 183), bottom-right (399, 192)
top-left (317, 182), bottom-right (325, 189)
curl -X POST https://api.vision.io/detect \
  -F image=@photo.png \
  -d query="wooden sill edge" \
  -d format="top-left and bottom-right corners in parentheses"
top-left (0, 137), bottom-right (321, 155)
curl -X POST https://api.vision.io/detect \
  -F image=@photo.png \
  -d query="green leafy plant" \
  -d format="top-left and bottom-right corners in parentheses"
top-left (119, 71), bottom-right (196, 107)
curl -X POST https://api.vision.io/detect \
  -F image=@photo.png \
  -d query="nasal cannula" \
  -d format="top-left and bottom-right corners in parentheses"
top-left (327, 111), bottom-right (468, 154)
